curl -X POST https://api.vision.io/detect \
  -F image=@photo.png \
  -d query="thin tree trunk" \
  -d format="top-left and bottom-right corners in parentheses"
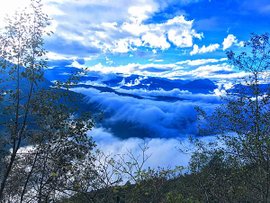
top-left (20, 151), bottom-right (39, 203)
top-left (0, 27), bottom-right (23, 200)
top-left (38, 151), bottom-right (49, 203)
top-left (0, 148), bottom-right (17, 200)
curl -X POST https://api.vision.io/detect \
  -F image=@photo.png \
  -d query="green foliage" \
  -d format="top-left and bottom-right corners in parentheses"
top-left (166, 192), bottom-right (200, 203)
top-left (0, 1), bottom-right (96, 202)
top-left (191, 33), bottom-right (270, 202)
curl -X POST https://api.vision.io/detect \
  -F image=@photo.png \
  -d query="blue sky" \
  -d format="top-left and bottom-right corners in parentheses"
top-left (1, 0), bottom-right (270, 78)
top-left (29, 0), bottom-right (269, 80)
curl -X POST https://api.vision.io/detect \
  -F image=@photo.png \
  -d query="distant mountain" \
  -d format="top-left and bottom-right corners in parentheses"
top-left (43, 66), bottom-right (220, 139)
top-left (0, 63), bottom-right (52, 92)
top-left (120, 77), bottom-right (217, 94)
top-left (45, 66), bottom-right (218, 94)
top-left (0, 64), bottom-right (93, 116)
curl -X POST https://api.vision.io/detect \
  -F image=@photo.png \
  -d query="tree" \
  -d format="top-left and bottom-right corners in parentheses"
top-left (0, 0), bottom-right (49, 198)
top-left (106, 143), bottom-right (183, 203)
top-left (0, 1), bottom-right (95, 202)
top-left (193, 33), bottom-right (270, 202)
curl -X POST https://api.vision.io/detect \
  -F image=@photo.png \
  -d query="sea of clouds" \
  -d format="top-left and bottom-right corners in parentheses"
top-left (71, 82), bottom-right (221, 168)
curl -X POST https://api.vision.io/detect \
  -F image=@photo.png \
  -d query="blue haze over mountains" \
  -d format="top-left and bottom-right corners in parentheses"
top-left (45, 65), bottom-right (221, 139)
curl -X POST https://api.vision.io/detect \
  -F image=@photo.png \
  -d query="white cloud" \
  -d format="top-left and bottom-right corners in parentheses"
top-left (67, 60), bottom-right (86, 69)
top-left (0, 0), bottom-right (204, 57)
top-left (142, 32), bottom-right (171, 49)
top-left (89, 125), bottom-right (219, 170)
top-left (39, 0), bottom-right (203, 56)
top-left (166, 16), bottom-right (203, 48)
top-left (122, 22), bottom-right (148, 36)
top-left (83, 60), bottom-right (242, 80)
top-left (128, 4), bottom-right (158, 23)
top-left (222, 34), bottom-right (244, 50)
top-left (71, 86), bottom-right (220, 169)
top-left (90, 127), bottom-right (191, 168)
top-left (112, 39), bottom-right (133, 53)
top-left (115, 88), bottom-right (221, 104)
top-left (99, 15), bottom-right (202, 52)
top-left (187, 63), bottom-right (247, 79)
top-left (222, 34), bottom-right (237, 50)
top-left (191, 63), bottom-right (232, 77)
top-left (72, 86), bottom-right (215, 138)
top-left (214, 81), bottom-right (234, 96)
top-left (190, 43), bottom-right (220, 55)
top-left (121, 15), bottom-right (202, 50)
top-left (46, 52), bottom-right (70, 61)
top-left (238, 41), bottom-right (245, 47)
top-left (87, 62), bottom-right (178, 77)
top-left (177, 58), bottom-right (227, 66)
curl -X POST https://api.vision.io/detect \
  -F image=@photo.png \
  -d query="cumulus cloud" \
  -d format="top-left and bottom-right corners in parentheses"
top-left (222, 34), bottom-right (237, 50)
top-left (89, 15), bottom-right (202, 52)
top-left (142, 32), bottom-right (171, 49)
top-left (222, 34), bottom-right (244, 50)
top-left (190, 43), bottom-right (220, 55)
top-left (40, 0), bottom-right (203, 57)
top-left (165, 16), bottom-right (203, 47)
